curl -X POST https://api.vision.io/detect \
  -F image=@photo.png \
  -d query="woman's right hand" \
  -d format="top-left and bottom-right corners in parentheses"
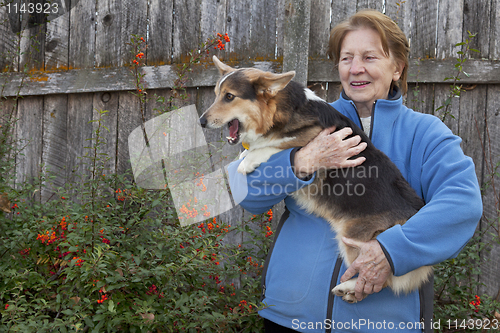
top-left (293, 126), bottom-right (367, 178)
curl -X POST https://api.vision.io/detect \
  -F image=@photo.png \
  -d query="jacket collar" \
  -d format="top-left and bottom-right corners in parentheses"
top-left (337, 87), bottom-right (404, 150)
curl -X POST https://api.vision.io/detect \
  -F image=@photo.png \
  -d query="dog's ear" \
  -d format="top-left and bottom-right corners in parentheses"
top-left (255, 71), bottom-right (296, 98)
top-left (213, 56), bottom-right (235, 76)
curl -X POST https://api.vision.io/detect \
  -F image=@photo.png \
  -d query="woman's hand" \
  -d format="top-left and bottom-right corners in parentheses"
top-left (340, 237), bottom-right (392, 302)
top-left (293, 126), bottom-right (367, 178)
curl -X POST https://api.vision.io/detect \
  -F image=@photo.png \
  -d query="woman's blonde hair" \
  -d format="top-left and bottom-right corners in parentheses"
top-left (327, 9), bottom-right (410, 95)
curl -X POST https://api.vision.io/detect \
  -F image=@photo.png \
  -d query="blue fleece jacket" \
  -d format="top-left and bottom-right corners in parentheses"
top-left (227, 91), bottom-right (482, 333)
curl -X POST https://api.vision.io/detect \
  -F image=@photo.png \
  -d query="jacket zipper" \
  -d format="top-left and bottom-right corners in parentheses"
top-left (368, 101), bottom-right (377, 140)
top-left (349, 101), bottom-right (376, 140)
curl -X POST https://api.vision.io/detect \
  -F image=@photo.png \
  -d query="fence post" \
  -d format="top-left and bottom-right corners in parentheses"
top-left (282, 0), bottom-right (311, 86)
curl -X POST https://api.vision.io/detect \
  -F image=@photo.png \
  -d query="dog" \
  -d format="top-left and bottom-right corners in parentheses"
top-left (199, 56), bottom-right (432, 303)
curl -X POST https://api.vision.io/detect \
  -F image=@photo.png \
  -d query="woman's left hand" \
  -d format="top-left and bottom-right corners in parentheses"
top-left (340, 237), bottom-right (392, 302)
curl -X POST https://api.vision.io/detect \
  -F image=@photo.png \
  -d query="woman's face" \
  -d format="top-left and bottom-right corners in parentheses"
top-left (338, 27), bottom-right (402, 117)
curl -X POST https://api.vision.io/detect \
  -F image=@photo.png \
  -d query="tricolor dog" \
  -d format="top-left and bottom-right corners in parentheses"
top-left (199, 56), bottom-right (432, 303)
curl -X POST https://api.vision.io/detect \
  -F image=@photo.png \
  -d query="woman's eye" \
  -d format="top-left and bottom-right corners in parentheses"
top-left (225, 93), bottom-right (235, 101)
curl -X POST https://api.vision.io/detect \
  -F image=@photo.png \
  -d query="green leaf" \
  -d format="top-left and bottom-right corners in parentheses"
top-left (84, 316), bottom-right (95, 328)
top-left (108, 300), bottom-right (116, 313)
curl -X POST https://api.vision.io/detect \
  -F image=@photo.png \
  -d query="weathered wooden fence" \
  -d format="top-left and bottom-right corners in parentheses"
top-left (1, 0), bottom-right (499, 299)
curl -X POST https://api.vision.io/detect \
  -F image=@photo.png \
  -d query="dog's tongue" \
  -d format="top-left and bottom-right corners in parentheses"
top-left (229, 119), bottom-right (239, 138)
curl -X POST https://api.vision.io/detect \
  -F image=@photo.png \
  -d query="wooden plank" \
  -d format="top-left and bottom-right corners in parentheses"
top-left (329, 0), bottom-right (356, 29)
top-left (200, 0), bottom-right (228, 63)
top-left (200, 0), bottom-right (227, 39)
top-left (93, 0), bottom-right (119, 173)
top-left (148, 0), bottom-right (173, 66)
top-left (436, 0), bottom-right (464, 59)
top-left (226, 0), bottom-right (252, 60)
top-left (95, 0), bottom-right (121, 67)
top-left (282, 0), bottom-right (311, 85)
top-left (458, 86), bottom-right (486, 179)
top-left (68, 0), bottom-right (96, 69)
top-left (463, 0), bottom-right (491, 59)
top-left (308, 0), bottom-right (330, 60)
top-left (145, 88), bottom-right (172, 120)
top-left (45, 0), bottom-right (70, 70)
top-left (65, 93), bottom-right (93, 189)
top-left (3, 59), bottom-right (500, 97)
top-left (275, 0), bottom-right (285, 59)
top-left (356, 0), bottom-right (384, 12)
top-left (19, 1), bottom-right (46, 71)
top-left (94, 0), bottom-right (147, 67)
top-left (65, 0), bottom-right (96, 194)
top-left (0, 2), bottom-right (20, 72)
top-left (250, 0), bottom-right (278, 59)
top-left (92, 91), bottom-right (118, 175)
top-left (326, 82), bottom-right (342, 102)
top-left (42, 1), bottom-right (71, 201)
top-left (15, 96), bottom-right (43, 188)
top-left (408, 0), bottom-right (437, 59)
top-left (479, 84), bottom-right (500, 297)
top-left (94, 0), bottom-right (120, 175)
top-left (172, 0), bottom-right (201, 62)
top-left (493, 0), bottom-right (500, 59)
top-left (385, 0), bottom-right (411, 37)
top-left (0, 97), bottom-right (18, 188)
top-left (115, 0), bottom-right (147, 176)
top-left (406, 83), bottom-right (435, 115)
top-left (94, 0), bottom-right (148, 177)
top-left (120, 0), bottom-right (147, 65)
top-left (41, 94), bottom-right (68, 201)
top-left (433, 83), bottom-right (460, 134)
top-left (116, 91), bottom-right (142, 175)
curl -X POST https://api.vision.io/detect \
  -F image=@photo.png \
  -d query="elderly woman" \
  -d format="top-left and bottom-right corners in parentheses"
top-left (227, 9), bottom-right (482, 333)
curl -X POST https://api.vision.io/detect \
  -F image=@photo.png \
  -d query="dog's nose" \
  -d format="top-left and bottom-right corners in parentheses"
top-left (199, 116), bottom-right (207, 128)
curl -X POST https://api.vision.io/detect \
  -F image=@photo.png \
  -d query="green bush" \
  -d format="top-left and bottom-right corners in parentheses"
top-left (434, 231), bottom-right (500, 331)
top-left (0, 113), bottom-right (272, 332)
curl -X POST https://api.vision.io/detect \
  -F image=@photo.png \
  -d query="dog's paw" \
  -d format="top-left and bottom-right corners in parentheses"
top-left (332, 279), bottom-right (361, 304)
top-left (237, 158), bottom-right (260, 174)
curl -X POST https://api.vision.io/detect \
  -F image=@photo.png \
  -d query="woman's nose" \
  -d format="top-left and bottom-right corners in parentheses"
top-left (350, 57), bottom-right (365, 75)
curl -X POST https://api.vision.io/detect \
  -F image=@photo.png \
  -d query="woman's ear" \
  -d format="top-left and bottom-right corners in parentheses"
top-left (393, 61), bottom-right (404, 82)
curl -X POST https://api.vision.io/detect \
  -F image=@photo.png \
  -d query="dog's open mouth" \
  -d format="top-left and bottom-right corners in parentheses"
top-left (226, 119), bottom-right (241, 145)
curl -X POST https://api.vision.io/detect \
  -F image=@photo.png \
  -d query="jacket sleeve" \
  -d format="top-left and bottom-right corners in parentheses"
top-left (377, 118), bottom-right (482, 277)
top-left (227, 148), bottom-right (316, 214)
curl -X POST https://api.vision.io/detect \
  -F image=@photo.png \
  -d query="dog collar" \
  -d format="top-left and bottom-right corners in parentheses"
top-left (242, 142), bottom-right (250, 150)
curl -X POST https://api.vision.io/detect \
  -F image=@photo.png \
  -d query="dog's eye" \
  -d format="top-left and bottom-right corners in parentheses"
top-left (225, 93), bottom-right (235, 101)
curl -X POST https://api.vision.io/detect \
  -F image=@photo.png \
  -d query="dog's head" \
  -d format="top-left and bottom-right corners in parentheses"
top-left (199, 56), bottom-right (295, 146)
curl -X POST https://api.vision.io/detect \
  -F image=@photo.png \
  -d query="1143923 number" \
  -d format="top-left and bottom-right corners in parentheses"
top-left (447, 318), bottom-right (499, 330)
top-left (6, 2), bottom-right (59, 14)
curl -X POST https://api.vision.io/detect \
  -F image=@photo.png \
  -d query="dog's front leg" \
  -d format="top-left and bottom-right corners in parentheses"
top-left (332, 278), bottom-right (367, 303)
top-left (237, 147), bottom-right (282, 174)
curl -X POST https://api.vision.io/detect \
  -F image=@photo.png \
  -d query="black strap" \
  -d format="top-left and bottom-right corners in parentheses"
top-left (419, 272), bottom-right (434, 333)
top-left (325, 256), bottom-right (343, 333)
top-left (260, 207), bottom-right (290, 301)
